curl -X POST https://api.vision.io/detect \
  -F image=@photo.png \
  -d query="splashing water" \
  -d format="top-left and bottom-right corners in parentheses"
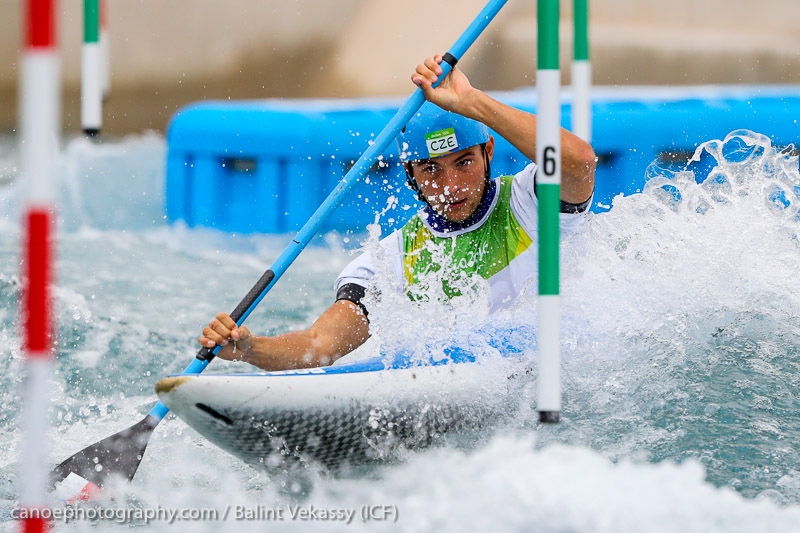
top-left (548, 129), bottom-right (800, 501)
top-left (0, 130), bottom-right (799, 531)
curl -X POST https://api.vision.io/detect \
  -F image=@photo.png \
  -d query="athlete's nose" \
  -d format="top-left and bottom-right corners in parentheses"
top-left (439, 165), bottom-right (463, 195)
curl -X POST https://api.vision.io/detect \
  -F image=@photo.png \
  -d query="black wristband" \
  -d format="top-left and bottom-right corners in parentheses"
top-left (533, 169), bottom-right (593, 214)
top-left (336, 283), bottom-right (369, 318)
top-left (559, 194), bottom-right (593, 214)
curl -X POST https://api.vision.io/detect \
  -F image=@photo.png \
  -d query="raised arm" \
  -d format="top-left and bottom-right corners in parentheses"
top-left (411, 55), bottom-right (596, 205)
top-left (199, 300), bottom-right (370, 371)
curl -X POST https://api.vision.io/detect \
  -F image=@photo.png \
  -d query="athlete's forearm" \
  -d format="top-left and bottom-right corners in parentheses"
top-left (220, 300), bottom-right (370, 371)
top-left (464, 90), bottom-right (597, 204)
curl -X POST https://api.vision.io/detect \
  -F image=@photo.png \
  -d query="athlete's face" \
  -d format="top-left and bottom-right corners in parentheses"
top-left (408, 137), bottom-right (495, 223)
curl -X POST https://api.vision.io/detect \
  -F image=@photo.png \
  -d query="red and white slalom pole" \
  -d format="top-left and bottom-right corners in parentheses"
top-left (100, 0), bottom-right (110, 98)
top-left (19, 0), bottom-right (59, 531)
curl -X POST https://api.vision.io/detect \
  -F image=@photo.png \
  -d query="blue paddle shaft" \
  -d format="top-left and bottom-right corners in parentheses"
top-left (149, 0), bottom-right (509, 423)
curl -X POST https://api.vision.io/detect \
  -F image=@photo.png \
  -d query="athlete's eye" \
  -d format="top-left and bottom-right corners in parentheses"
top-left (419, 163), bottom-right (440, 175)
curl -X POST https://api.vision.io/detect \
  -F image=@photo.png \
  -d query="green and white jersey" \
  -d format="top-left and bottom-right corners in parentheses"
top-left (335, 163), bottom-right (588, 313)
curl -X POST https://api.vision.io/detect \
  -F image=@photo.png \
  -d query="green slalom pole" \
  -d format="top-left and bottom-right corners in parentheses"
top-left (536, 0), bottom-right (562, 424)
top-left (82, 0), bottom-right (101, 136)
top-left (572, 0), bottom-right (591, 142)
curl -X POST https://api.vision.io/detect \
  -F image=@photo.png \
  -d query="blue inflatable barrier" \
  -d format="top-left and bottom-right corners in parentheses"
top-left (165, 86), bottom-right (800, 234)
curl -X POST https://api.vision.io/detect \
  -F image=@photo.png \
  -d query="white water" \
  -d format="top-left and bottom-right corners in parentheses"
top-left (1, 130), bottom-right (800, 532)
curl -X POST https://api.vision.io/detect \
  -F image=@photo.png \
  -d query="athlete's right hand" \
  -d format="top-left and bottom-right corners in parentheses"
top-left (199, 312), bottom-right (252, 355)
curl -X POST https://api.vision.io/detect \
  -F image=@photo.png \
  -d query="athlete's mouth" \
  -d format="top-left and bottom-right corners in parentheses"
top-left (446, 198), bottom-right (467, 209)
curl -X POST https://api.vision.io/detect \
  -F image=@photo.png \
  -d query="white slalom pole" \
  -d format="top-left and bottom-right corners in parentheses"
top-left (81, 0), bottom-right (101, 136)
top-left (571, 0), bottom-right (591, 142)
top-left (19, 0), bottom-right (60, 530)
top-left (536, 0), bottom-right (562, 423)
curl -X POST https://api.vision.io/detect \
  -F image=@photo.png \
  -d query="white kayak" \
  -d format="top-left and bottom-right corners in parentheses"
top-left (155, 328), bottom-right (534, 470)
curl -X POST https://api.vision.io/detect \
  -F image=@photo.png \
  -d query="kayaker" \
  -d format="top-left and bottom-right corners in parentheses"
top-left (199, 54), bottom-right (597, 371)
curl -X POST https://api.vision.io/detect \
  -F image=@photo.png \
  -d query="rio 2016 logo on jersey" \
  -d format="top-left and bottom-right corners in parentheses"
top-left (425, 127), bottom-right (458, 158)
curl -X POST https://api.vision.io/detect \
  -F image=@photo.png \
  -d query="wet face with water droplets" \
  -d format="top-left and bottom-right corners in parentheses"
top-left (407, 138), bottom-right (494, 222)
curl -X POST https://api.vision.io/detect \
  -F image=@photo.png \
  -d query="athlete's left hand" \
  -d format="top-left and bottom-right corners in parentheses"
top-left (411, 54), bottom-right (478, 115)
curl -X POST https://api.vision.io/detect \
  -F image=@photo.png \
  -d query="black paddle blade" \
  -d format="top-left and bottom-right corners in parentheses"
top-left (49, 414), bottom-right (160, 490)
